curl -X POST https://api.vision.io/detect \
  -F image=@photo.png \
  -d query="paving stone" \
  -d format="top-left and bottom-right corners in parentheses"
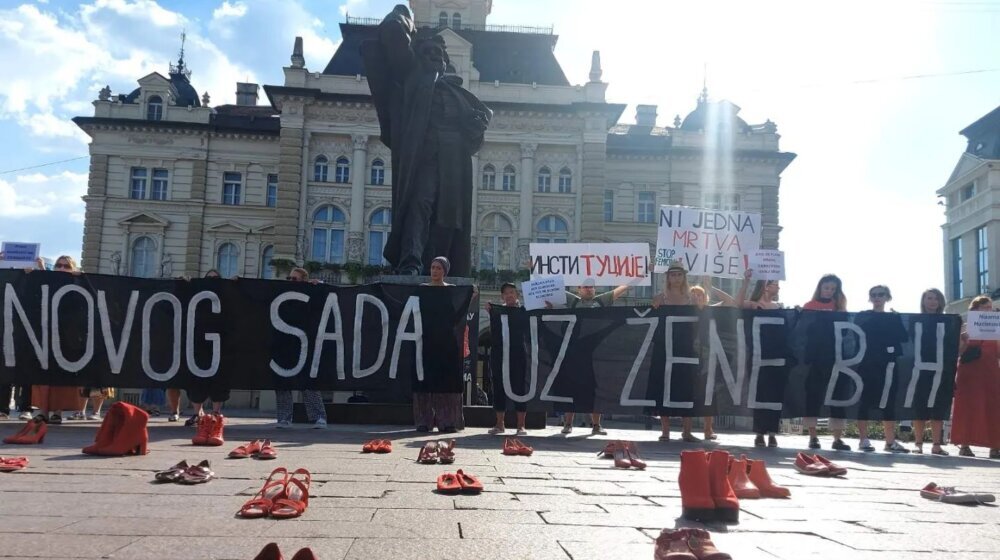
top-left (461, 523), bottom-right (651, 543)
top-left (343, 538), bottom-right (569, 560)
top-left (0, 534), bottom-right (135, 558)
top-left (110, 537), bottom-right (354, 560)
top-left (262, 519), bottom-right (458, 538)
top-left (373, 508), bottom-right (545, 525)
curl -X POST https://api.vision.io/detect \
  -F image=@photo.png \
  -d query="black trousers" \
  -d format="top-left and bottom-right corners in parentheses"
top-left (0, 385), bottom-right (30, 415)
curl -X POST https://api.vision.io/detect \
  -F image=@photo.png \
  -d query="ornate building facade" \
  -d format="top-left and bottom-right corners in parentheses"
top-left (74, 0), bottom-right (795, 303)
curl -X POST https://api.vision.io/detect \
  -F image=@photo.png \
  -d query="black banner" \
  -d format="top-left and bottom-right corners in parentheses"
top-left (489, 306), bottom-right (961, 421)
top-left (0, 270), bottom-right (472, 395)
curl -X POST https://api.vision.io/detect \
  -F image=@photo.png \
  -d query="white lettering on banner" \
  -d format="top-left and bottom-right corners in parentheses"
top-left (389, 296), bottom-right (423, 381)
top-left (185, 291), bottom-right (221, 378)
top-left (654, 205), bottom-right (761, 279)
top-left (747, 316), bottom-right (785, 411)
top-left (530, 243), bottom-right (651, 286)
top-left (538, 315), bottom-right (576, 403)
top-left (620, 317), bottom-right (657, 407)
top-left (51, 285), bottom-right (94, 372)
top-left (879, 361), bottom-right (895, 410)
top-left (3, 284), bottom-right (49, 369)
top-left (705, 318), bottom-right (746, 406)
top-left (824, 322), bottom-right (866, 407)
top-left (97, 290), bottom-right (138, 374)
top-left (352, 294), bottom-right (389, 379)
top-left (905, 322), bottom-right (945, 408)
top-left (140, 292), bottom-right (182, 381)
top-left (663, 316), bottom-right (698, 408)
top-left (500, 314), bottom-right (536, 403)
top-left (269, 292), bottom-right (310, 377)
top-left (310, 294), bottom-right (346, 380)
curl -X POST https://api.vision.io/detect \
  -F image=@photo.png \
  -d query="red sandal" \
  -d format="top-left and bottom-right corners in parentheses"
top-left (436, 472), bottom-right (462, 493)
top-left (229, 440), bottom-right (262, 459)
top-left (376, 439), bottom-right (392, 454)
top-left (238, 467), bottom-right (288, 518)
top-left (0, 457), bottom-right (28, 472)
top-left (271, 468), bottom-right (311, 519)
top-left (456, 469), bottom-right (483, 493)
top-left (362, 440), bottom-right (379, 453)
top-left (257, 439), bottom-right (277, 460)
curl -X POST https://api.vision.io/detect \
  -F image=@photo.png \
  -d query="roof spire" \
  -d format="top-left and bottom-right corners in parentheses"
top-left (170, 30), bottom-right (191, 79)
top-left (589, 50), bottom-right (602, 82)
top-left (699, 62), bottom-right (708, 104)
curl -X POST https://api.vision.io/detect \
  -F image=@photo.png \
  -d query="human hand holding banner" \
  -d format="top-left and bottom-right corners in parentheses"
top-left (654, 205), bottom-right (761, 278)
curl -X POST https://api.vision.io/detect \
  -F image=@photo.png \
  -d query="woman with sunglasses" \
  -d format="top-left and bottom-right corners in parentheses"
top-left (910, 289), bottom-right (949, 455)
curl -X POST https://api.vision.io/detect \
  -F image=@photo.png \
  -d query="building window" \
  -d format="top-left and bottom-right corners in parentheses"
top-left (558, 167), bottom-right (572, 193)
top-left (502, 165), bottom-right (516, 191)
top-left (130, 236), bottom-right (156, 278)
top-left (146, 95), bottom-right (163, 121)
top-left (438, 11), bottom-right (448, 26)
top-left (313, 155), bottom-right (328, 182)
top-left (452, 12), bottom-right (462, 29)
top-left (129, 167), bottom-right (147, 199)
top-left (266, 174), bottom-right (278, 208)
top-left (482, 164), bottom-right (496, 190)
top-left (976, 226), bottom-right (989, 294)
top-left (702, 192), bottom-right (740, 211)
top-left (217, 243), bottom-right (239, 279)
top-left (260, 245), bottom-right (274, 279)
top-left (222, 172), bottom-right (242, 205)
top-left (637, 192), bottom-right (656, 223)
top-left (537, 166), bottom-right (552, 193)
top-left (536, 215), bottom-right (569, 243)
top-left (151, 169), bottom-right (168, 200)
top-left (335, 157), bottom-right (350, 183)
top-left (952, 237), bottom-right (963, 300)
top-left (604, 189), bottom-right (614, 222)
top-left (311, 205), bottom-right (347, 264)
top-left (479, 213), bottom-right (514, 270)
top-left (961, 183), bottom-right (976, 202)
top-left (370, 159), bottom-right (385, 185)
top-left (368, 208), bottom-right (391, 265)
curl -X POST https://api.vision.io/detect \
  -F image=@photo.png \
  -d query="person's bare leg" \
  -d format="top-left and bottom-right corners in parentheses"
top-left (211, 401), bottom-right (223, 414)
top-left (166, 389), bottom-right (182, 416)
top-left (515, 411), bottom-right (527, 431)
top-left (659, 417), bottom-right (670, 439)
top-left (682, 417), bottom-right (694, 438)
top-left (883, 421), bottom-right (897, 445)
top-left (913, 420), bottom-right (926, 450)
top-left (930, 420), bottom-right (944, 453)
top-left (493, 411), bottom-right (505, 431)
top-left (703, 416), bottom-right (715, 439)
top-left (591, 413), bottom-right (602, 427)
top-left (91, 397), bottom-right (105, 417)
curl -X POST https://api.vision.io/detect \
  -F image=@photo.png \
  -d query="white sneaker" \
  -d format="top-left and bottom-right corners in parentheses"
top-left (859, 438), bottom-right (875, 452)
top-left (276, 420), bottom-right (292, 429)
top-left (515, 428), bottom-right (528, 436)
top-left (313, 418), bottom-right (328, 429)
top-left (18, 412), bottom-right (32, 420)
top-left (561, 424), bottom-right (573, 434)
top-left (87, 414), bottom-right (102, 421)
top-left (886, 440), bottom-right (910, 453)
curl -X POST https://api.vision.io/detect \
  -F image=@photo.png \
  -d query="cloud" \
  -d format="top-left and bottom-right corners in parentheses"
top-left (0, 170), bottom-right (87, 218)
top-left (213, 1), bottom-right (247, 20)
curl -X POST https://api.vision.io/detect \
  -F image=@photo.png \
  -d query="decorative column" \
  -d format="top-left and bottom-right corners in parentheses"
top-left (517, 142), bottom-right (536, 266)
top-left (348, 134), bottom-right (368, 262)
top-left (470, 153), bottom-right (480, 270)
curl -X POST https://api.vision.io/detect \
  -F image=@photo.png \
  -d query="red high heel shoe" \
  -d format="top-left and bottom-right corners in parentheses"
top-left (4, 418), bottom-right (46, 445)
top-left (289, 548), bottom-right (318, 560)
top-left (83, 404), bottom-right (127, 454)
top-left (253, 542), bottom-right (284, 560)
top-left (83, 402), bottom-right (148, 456)
top-left (625, 441), bottom-right (646, 469)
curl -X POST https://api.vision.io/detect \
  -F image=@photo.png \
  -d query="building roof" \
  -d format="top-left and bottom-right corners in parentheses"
top-left (959, 104), bottom-right (1000, 160)
top-left (323, 22), bottom-right (569, 86)
top-left (73, 109), bottom-right (280, 136)
top-left (120, 68), bottom-right (202, 108)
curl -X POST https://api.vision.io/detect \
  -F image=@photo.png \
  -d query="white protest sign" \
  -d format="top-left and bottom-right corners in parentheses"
top-left (521, 275), bottom-right (566, 311)
top-left (747, 250), bottom-right (785, 281)
top-left (967, 311), bottom-right (1000, 340)
top-left (654, 205), bottom-right (761, 278)
top-left (529, 243), bottom-right (651, 286)
top-left (0, 241), bottom-right (40, 269)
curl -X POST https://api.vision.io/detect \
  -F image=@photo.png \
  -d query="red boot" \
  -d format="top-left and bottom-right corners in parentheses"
top-left (83, 402), bottom-right (126, 454)
top-left (192, 414), bottom-right (214, 446)
top-left (745, 456), bottom-right (791, 498)
top-left (679, 450), bottom-right (716, 522)
top-left (206, 414), bottom-right (225, 446)
top-left (727, 456), bottom-right (760, 499)
top-left (708, 450), bottom-right (739, 522)
top-left (85, 402), bottom-right (148, 456)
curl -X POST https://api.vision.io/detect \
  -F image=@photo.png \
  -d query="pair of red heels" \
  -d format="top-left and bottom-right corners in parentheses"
top-left (254, 543), bottom-right (317, 560)
top-left (501, 437), bottom-right (533, 456)
top-left (361, 439), bottom-right (392, 453)
top-left (229, 439), bottom-right (277, 460)
top-left (0, 457), bottom-right (28, 472)
top-left (599, 441), bottom-right (646, 470)
top-left (3, 418), bottom-right (47, 445)
top-left (193, 414), bottom-right (225, 446)
top-left (82, 402), bottom-right (149, 456)
top-left (239, 467), bottom-right (311, 519)
top-left (436, 469), bottom-right (483, 494)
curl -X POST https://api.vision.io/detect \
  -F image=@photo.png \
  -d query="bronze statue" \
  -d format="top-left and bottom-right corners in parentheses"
top-left (361, 5), bottom-right (492, 277)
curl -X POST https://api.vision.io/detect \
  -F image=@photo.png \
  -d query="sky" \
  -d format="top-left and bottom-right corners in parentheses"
top-left (1, 0), bottom-right (998, 311)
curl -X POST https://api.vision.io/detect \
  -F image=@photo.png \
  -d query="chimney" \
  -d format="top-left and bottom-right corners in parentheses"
top-left (236, 83), bottom-right (259, 106)
top-left (635, 104), bottom-right (657, 127)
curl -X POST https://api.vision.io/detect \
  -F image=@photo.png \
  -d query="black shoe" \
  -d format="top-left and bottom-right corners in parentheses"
top-left (808, 436), bottom-right (821, 449)
top-left (754, 434), bottom-right (766, 448)
top-left (416, 425), bottom-right (430, 433)
top-left (832, 439), bottom-right (852, 451)
top-left (184, 415), bottom-right (199, 427)
top-left (768, 435), bottom-right (778, 448)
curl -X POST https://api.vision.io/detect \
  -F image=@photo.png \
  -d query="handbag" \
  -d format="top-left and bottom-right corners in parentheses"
top-left (960, 346), bottom-right (982, 364)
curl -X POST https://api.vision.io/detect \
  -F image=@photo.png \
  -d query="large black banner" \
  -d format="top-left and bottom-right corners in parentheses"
top-left (0, 270), bottom-right (472, 395)
top-left (489, 306), bottom-right (961, 421)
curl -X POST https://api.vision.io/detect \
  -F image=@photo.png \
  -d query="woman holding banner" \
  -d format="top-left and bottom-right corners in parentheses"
top-left (802, 274), bottom-right (850, 451)
top-left (951, 296), bottom-right (1000, 459)
top-left (738, 269), bottom-right (785, 448)
top-left (911, 289), bottom-right (949, 455)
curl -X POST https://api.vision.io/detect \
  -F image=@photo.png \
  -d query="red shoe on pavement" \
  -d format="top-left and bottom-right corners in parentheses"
top-left (727, 456), bottom-right (760, 499)
top-left (794, 452), bottom-right (830, 476)
top-left (744, 456), bottom-right (791, 498)
top-left (654, 529), bottom-right (697, 560)
top-left (679, 450), bottom-right (716, 522)
top-left (708, 451), bottom-right (739, 522)
top-left (811, 454), bottom-right (847, 476)
top-left (206, 414), bottom-right (225, 446)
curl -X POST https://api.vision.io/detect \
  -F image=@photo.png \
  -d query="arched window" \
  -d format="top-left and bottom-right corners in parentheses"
top-left (536, 166), bottom-right (552, 193)
top-left (502, 165), bottom-right (516, 191)
top-left (146, 95), bottom-right (163, 121)
top-left (217, 243), bottom-right (239, 278)
top-left (452, 12), bottom-right (462, 29)
top-left (334, 156), bottom-right (350, 183)
top-left (260, 245), bottom-right (274, 279)
top-left (313, 155), bottom-right (328, 182)
top-left (438, 11), bottom-right (449, 27)
top-left (368, 208), bottom-right (392, 265)
top-left (370, 159), bottom-right (385, 185)
top-left (536, 215), bottom-right (569, 244)
top-left (558, 167), bottom-right (572, 193)
top-left (479, 213), bottom-right (514, 270)
top-left (312, 205), bottom-right (347, 264)
top-left (130, 236), bottom-right (156, 278)
top-left (481, 164), bottom-right (496, 190)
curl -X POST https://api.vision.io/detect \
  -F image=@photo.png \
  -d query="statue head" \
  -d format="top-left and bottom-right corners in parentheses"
top-left (415, 34), bottom-right (449, 74)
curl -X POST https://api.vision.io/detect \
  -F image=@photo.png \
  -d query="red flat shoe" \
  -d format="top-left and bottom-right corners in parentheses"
top-left (239, 467), bottom-right (289, 518)
top-left (0, 457), bottom-right (28, 472)
top-left (502, 438), bottom-right (520, 456)
top-left (362, 440), bottom-right (379, 453)
top-left (436, 472), bottom-right (462, 493)
top-left (257, 439), bottom-right (277, 460)
top-left (271, 468), bottom-right (311, 519)
top-left (455, 469), bottom-right (484, 493)
top-left (253, 542), bottom-right (284, 560)
top-left (229, 440), bottom-right (262, 459)
top-left (812, 454), bottom-right (848, 476)
top-left (289, 548), bottom-right (318, 560)
top-left (376, 439), bottom-right (392, 454)
top-left (514, 438), bottom-right (533, 456)
top-left (794, 452), bottom-right (830, 476)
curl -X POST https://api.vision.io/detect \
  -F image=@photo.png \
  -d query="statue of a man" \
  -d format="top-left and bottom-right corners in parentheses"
top-left (361, 5), bottom-right (492, 277)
